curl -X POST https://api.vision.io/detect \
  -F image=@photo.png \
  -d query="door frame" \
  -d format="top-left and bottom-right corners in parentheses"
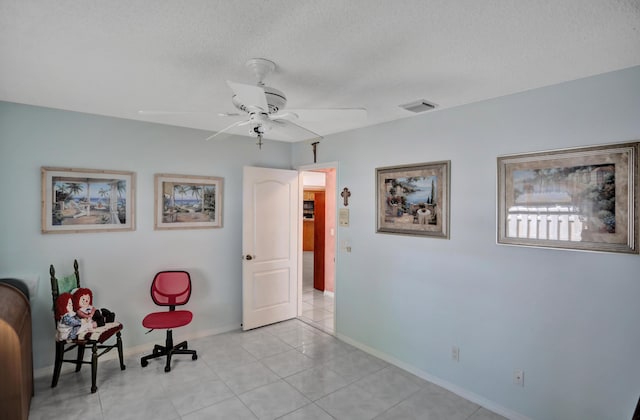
top-left (296, 162), bottom-right (338, 333)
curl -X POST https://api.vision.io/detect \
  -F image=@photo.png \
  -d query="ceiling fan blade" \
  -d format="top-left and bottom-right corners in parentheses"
top-left (285, 108), bottom-right (367, 122)
top-left (227, 81), bottom-right (269, 113)
top-left (271, 119), bottom-right (323, 141)
top-left (270, 111), bottom-right (299, 121)
top-left (206, 119), bottom-right (251, 141)
top-left (138, 110), bottom-right (214, 115)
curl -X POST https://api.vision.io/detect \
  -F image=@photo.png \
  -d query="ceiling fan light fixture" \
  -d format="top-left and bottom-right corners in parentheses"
top-left (399, 99), bottom-right (437, 113)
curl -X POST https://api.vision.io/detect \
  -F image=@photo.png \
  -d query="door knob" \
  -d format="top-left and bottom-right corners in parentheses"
top-left (245, 255), bottom-right (254, 260)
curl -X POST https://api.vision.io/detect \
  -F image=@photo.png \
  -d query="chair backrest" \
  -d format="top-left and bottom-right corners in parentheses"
top-left (50, 259), bottom-right (81, 300)
top-left (50, 259), bottom-right (81, 326)
top-left (150, 271), bottom-right (191, 309)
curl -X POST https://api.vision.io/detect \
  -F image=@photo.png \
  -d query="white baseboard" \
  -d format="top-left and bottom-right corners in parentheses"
top-left (336, 333), bottom-right (531, 420)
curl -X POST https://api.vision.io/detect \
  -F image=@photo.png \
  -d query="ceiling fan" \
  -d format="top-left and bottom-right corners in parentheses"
top-left (140, 58), bottom-right (367, 148)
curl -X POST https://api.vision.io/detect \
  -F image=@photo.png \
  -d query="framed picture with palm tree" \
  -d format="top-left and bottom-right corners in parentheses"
top-left (376, 161), bottom-right (451, 238)
top-left (41, 167), bottom-right (136, 233)
top-left (154, 173), bottom-right (223, 230)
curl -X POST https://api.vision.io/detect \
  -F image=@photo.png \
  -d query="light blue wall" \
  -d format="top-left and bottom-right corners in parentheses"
top-left (2, 66), bottom-right (639, 420)
top-left (292, 66), bottom-right (640, 420)
top-left (0, 103), bottom-right (291, 371)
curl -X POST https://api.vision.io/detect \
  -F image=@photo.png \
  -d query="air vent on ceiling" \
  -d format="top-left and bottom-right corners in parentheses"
top-left (399, 99), bottom-right (437, 113)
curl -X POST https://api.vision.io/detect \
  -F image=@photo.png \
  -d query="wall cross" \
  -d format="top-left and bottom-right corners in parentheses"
top-left (341, 187), bottom-right (351, 206)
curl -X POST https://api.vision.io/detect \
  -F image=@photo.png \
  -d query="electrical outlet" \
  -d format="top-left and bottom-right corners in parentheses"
top-left (451, 345), bottom-right (459, 362)
top-left (513, 369), bottom-right (524, 387)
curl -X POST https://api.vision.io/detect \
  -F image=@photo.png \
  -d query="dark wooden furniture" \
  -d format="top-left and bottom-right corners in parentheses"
top-left (303, 219), bottom-right (315, 251)
top-left (303, 190), bottom-right (315, 251)
top-left (302, 188), bottom-right (327, 290)
top-left (0, 279), bottom-right (33, 420)
top-left (50, 260), bottom-right (125, 393)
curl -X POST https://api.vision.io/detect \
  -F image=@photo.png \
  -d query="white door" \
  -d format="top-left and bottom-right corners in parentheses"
top-left (242, 166), bottom-right (299, 330)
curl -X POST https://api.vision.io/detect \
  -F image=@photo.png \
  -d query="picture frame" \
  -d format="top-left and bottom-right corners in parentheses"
top-left (154, 173), bottom-right (223, 230)
top-left (41, 167), bottom-right (136, 234)
top-left (376, 161), bottom-right (451, 238)
top-left (497, 142), bottom-right (639, 254)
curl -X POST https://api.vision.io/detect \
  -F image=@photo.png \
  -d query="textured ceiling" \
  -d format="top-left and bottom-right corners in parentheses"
top-left (1, 1), bottom-right (639, 142)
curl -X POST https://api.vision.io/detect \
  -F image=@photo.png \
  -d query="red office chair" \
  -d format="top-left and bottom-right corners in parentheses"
top-left (140, 271), bottom-right (197, 372)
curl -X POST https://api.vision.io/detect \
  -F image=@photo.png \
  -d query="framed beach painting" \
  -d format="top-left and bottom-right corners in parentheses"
top-left (41, 167), bottom-right (136, 233)
top-left (497, 141), bottom-right (639, 254)
top-left (376, 161), bottom-right (451, 238)
top-left (154, 174), bottom-right (223, 230)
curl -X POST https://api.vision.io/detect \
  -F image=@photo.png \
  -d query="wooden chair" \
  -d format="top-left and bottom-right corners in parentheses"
top-left (50, 259), bottom-right (125, 393)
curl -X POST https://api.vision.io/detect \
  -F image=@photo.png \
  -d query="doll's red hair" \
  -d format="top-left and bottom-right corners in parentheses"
top-left (72, 287), bottom-right (93, 311)
top-left (55, 292), bottom-right (73, 320)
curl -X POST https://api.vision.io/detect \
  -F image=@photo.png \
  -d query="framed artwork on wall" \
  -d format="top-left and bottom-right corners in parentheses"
top-left (376, 161), bottom-right (451, 238)
top-left (497, 141), bottom-right (639, 254)
top-left (41, 167), bottom-right (136, 234)
top-left (154, 173), bottom-right (223, 230)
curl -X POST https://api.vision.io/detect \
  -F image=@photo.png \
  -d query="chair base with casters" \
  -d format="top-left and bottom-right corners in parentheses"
top-left (50, 260), bottom-right (126, 393)
top-left (140, 327), bottom-right (197, 373)
top-left (140, 271), bottom-right (197, 373)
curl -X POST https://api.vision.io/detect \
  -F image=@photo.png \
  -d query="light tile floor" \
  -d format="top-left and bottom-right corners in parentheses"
top-left (299, 251), bottom-right (335, 334)
top-left (29, 319), bottom-right (507, 420)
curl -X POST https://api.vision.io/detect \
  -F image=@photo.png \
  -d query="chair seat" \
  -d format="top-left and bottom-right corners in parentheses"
top-left (58, 321), bottom-right (124, 344)
top-left (142, 310), bottom-right (192, 330)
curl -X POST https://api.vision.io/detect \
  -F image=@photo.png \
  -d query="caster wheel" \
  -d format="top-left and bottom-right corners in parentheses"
top-left (192, 354), bottom-right (198, 361)
top-left (141, 360), bottom-right (148, 367)
top-left (164, 366), bottom-right (171, 373)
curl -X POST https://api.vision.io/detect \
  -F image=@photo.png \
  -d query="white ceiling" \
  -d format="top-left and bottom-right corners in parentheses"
top-left (1, 1), bottom-right (639, 142)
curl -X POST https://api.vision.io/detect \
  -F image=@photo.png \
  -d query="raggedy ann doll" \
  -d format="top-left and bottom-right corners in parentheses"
top-left (72, 288), bottom-right (115, 327)
top-left (55, 292), bottom-right (93, 340)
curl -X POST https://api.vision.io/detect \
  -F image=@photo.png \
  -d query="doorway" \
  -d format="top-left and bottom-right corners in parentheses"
top-left (298, 167), bottom-right (336, 335)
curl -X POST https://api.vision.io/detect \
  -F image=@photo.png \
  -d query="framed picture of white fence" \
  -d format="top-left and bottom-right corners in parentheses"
top-left (497, 142), bottom-right (639, 254)
top-left (42, 167), bottom-right (136, 233)
top-left (376, 161), bottom-right (451, 238)
top-left (154, 173), bottom-right (223, 230)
